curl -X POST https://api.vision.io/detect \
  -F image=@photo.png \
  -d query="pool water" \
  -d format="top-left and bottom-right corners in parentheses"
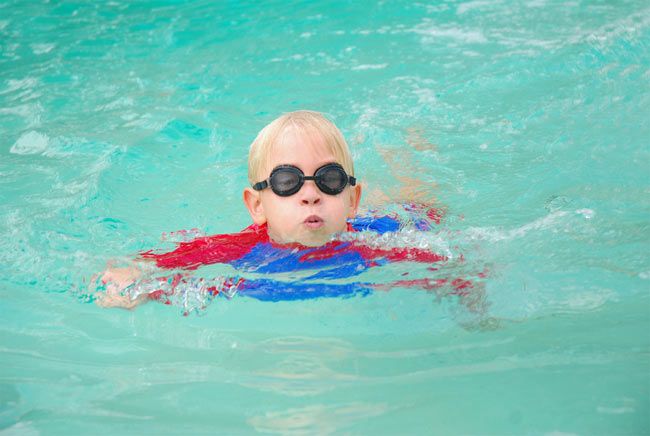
top-left (1, 0), bottom-right (649, 434)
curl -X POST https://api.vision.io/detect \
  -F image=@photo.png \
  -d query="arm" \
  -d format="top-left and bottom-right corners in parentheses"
top-left (93, 225), bottom-right (264, 310)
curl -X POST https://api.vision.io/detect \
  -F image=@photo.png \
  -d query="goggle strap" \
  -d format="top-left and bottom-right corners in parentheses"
top-left (252, 180), bottom-right (268, 191)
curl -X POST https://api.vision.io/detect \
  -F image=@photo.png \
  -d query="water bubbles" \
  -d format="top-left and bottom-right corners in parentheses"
top-left (161, 228), bottom-right (205, 243)
top-left (124, 273), bottom-right (232, 315)
top-left (575, 208), bottom-right (595, 219)
top-left (337, 227), bottom-right (454, 259)
top-left (544, 195), bottom-right (572, 212)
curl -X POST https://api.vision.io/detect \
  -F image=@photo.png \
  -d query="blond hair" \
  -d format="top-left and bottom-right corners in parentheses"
top-left (247, 110), bottom-right (354, 185)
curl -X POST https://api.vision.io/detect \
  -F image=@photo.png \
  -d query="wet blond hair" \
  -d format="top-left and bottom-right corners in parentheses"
top-left (247, 110), bottom-right (354, 185)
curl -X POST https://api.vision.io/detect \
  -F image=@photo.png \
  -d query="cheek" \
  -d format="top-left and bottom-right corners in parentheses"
top-left (340, 190), bottom-right (354, 208)
top-left (262, 195), bottom-right (294, 222)
top-left (343, 191), bottom-right (358, 218)
top-left (330, 196), bottom-right (352, 218)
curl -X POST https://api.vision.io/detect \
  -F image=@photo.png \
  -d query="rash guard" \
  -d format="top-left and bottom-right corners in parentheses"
top-left (134, 207), bottom-right (472, 304)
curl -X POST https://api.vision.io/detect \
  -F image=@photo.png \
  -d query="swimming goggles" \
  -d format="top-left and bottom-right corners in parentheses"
top-left (253, 163), bottom-right (356, 197)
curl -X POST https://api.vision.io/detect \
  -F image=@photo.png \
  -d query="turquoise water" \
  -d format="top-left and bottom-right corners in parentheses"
top-left (1, 0), bottom-right (649, 433)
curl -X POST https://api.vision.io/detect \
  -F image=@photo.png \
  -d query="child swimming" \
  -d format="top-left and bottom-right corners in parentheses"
top-left (95, 111), bottom-right (478, 313)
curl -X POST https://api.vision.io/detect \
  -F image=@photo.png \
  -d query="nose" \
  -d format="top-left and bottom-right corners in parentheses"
top-left (299, 180), bottom-right (321, 205)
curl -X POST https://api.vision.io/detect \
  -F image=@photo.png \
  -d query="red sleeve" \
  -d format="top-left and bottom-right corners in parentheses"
top-left (140, 223), bottom-right (268, 270)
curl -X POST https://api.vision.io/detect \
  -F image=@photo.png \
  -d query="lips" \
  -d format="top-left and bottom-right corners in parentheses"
top-left (303, 215), bottom-right (324, 229)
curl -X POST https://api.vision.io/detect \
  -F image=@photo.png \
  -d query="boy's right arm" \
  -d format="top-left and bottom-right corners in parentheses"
top-left (93, 226), bottom-right (261, 309)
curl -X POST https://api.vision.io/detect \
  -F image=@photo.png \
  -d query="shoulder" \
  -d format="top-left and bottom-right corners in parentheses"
top-left (350, 203), bottom-right (445, 233)
top-left (349, 215), bottom-right (400, 234)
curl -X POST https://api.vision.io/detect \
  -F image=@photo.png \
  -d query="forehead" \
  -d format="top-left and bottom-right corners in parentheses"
top-left (267, 127), bottom-right (337, 167)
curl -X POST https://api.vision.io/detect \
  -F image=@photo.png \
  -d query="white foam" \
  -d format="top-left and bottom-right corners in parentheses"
top-left (0, 103), bottom-right (43, 127)
top-left (413, 87), bottom-right (438, 105)
top-left (464, 211), bottom-right (570, 242)
top-left (337, 228), bottom-right (454, 259)
top-left (10, 131), bottom-right (50, 155)
top-left (597, 406), bottom-right (635, 414)
top-left (30, 43), bottom-right (56, 55)
top-left (597, 398), bottom-right (636, 414)
top-left (563, 289), bottom-right (617, 311)
top-left (1, 77), bottom-right (39, 95)
top-left (101, 96), bottom-right (134, 110)
top-left (457, 1), bottom-right (492, 15)
top-left (526, 0), bottom-right (546, 7)
top-left (414, 25), bottom-right (487, 44)
top-left (0, 421), bottom-right (40, 436)
top-left (248, 403), bottom-right (389, 433)
top-left (575, 208), bottom-right (595, 219)
top-left (351, 63), bottom-right (388, 71)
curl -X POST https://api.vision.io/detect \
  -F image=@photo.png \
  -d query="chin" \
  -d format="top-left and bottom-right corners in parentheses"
top-left (298, 224), bottom-right (349, 247)
top-left (299, 237), bottom-right (330, 247)
top-left (287, 231), bottom-right (328, 247)
top-left (269, 230), bottom-right (329, 247)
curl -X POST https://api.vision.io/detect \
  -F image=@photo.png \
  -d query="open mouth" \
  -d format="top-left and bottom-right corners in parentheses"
top-left (303, 215), bottom-right (324, 229)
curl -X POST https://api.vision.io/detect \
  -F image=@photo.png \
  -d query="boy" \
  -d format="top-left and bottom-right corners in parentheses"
top-left (96, 111), bottom-right (450, 309)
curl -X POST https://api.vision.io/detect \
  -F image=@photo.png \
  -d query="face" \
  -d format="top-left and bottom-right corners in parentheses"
top-left (244, 129), bottom-right (361, 246)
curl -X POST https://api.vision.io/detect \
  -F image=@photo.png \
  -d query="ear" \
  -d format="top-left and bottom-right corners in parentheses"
top-left (347, 184), bottom-right (362, 219)
top-left (243, 187), bottom-right (267, 225)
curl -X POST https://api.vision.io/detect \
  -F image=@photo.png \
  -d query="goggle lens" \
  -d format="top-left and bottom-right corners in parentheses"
top-left (319, 166), bottom-right (347, 193)
top-left (271, 169), bottom-right (302, 195)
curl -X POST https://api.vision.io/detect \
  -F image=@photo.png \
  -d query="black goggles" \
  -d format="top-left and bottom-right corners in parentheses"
top-left (253, 163), bottom-right (356, 197)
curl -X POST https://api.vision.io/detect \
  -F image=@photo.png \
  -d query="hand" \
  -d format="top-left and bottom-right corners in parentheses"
top-left (93, 266), bottom-right (145, 309)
